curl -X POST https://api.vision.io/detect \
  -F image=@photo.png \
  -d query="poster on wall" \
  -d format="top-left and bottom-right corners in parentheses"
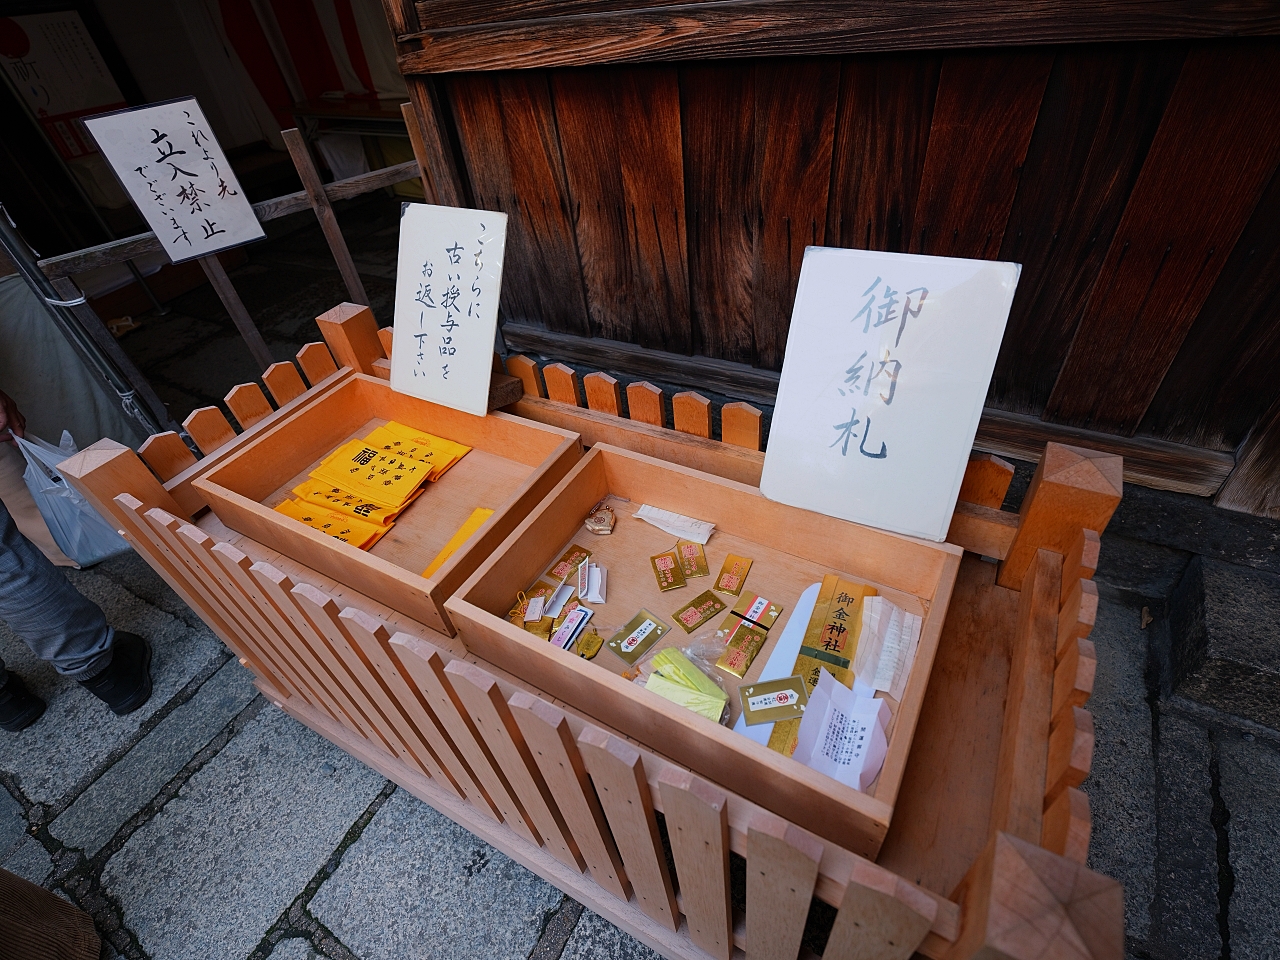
top-left (760, 247), bottom-right (1020, 541)
top-left (0, 11), bottom-right (127, 161)
top-left (83, 97), bottom-right (264, 263)
top-left (391, 203), bottom-right (509, 417)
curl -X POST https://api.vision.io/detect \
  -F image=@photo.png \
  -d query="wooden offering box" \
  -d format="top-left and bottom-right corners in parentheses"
top-left (447, 443), bottom-right (962, 856)
top-left (191, 373), bottom-right (581, 635)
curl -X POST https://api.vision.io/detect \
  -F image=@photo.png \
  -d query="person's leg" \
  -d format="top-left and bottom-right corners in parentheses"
top-left (0, 500), bottom-right (152, 726)
top-left (0, 499), bottom-right (112, 679)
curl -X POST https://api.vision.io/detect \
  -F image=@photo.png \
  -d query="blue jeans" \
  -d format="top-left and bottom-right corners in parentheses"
top-left (0, 499), bottom-right (112, 683)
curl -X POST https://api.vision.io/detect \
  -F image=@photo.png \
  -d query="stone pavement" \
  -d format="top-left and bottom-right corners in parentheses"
top-left (2, 196), bottom-right (1276, 959)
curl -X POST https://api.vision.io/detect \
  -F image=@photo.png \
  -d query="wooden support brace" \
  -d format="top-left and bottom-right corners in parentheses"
top-left (1041, 788), bottom-right (1092, 864)
top-left (626, 381), bottom-right (664, 427)
top-left (400, 101), bottom-right (436, 199)
top-left (508, 693), bottom-right (631, 902)
top-left (1052, 638), bottom-right (1097, 718)
top-left (183, 406), bottom-right (237, 456)
top-left (958, 452), bottom-right (1015, 509)
top-left (583, 371), bottom-right (622, 416)
top-left (720, 401), bottom-right (761, 451)
top-left (948, 832), bottom-right (1122, 960)
top-left (577, 728), bottom-right (679, 931)
top-left (505, 354), bottom-right (544, 398)
top-left (283, 128), bottom-right (371, 307)
top-left (316, 302), bottom-right (385, 375)
top-left (1045, 706), bottom-right (1095, 807)
top-left (377, 326), bottom-right (394, 358)
top-left (745, 813), bottom-right (823, 960)
top-left (137, 432), bottom-right (197, 482)
top-left (198, 254), bottom-right (275, 371)
top-left (445, 662), bottom-right (585, 872)
top-left (657, 769), bottom-right (732, 960)
top-left (946, 502), bottom-right (1019, 560)
top-left (998, 443), bottom-right (1121, 591)
top-left (296, 341), bottom-right (338, 386)
top-left (990, 548), bottom-right (1062, 844)
top-left (672, 391), bottom-right (711, 439)
top-left (824, 858), bottom-right (937, 960)
top-left (262, 362), bottom-right (307, 407)
top-left (224, 383), bottom-right (273, 430)
top-left (543, 362), bottom-right (581, 406)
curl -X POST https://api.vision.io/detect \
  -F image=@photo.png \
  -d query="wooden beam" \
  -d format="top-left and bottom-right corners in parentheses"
top-left (407, 79), bottom-right (466, 206)
top-left (397, 3), bottom-right (1280, 73)
top-left (400, 101), bottom-right (437, 200)
top-left (1215, 392), bottom-right (1280, 518)
top-left (197, 256), bottom-right (274, 372)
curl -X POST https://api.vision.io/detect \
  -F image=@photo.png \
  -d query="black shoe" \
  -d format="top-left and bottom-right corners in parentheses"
top-left (79, 631), bottom-right (153, 716)
top-left (0, 673), bottom-right (46, 732)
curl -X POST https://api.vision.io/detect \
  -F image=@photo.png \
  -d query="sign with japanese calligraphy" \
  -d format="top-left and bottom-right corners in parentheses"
top-left (760, 247), bottom-right (1020, 541)
top-left (83, 97), bottom-right (263, 263)
top-left (390, 202), bottom-right (508, 417)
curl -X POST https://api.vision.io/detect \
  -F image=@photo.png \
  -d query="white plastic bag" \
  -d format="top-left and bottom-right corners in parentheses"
top-left (14, 431), bottom-right (128, 567)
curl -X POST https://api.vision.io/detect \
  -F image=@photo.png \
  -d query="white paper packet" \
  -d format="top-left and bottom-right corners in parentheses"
top-left (633, 504), bottom-right (715, 544)
top-left (792, 669), bottom-right (891, 791)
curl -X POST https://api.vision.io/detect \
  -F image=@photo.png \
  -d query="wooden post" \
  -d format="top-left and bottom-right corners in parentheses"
top-left (315, 302), bottom-right (385, 375)
top-left (224, 383), bottom-right (273, 430)
top-left (672, 391), bottom-right (711, 438)
top-left (506, 355), bottom-right (545, 398)
top-left (406, 81), bottom-right (466, 207)
top-left (949, 832), bottom-right (1123, 960)
top-left (137, 432), bottom-right (197, 482)
top-left (657, 769), bottom-right (732, 960)
top-left (182, 407), bottom-right (236, 456)
top-left (583, 372), bottom-right (622, 416)
top-left (998, 443), bottom-right (1122, 591)
top-left (282, 128), bottom-right (371, 308)
top-left (296, 342), bottom-right (338, 386)
top-left (197, 255), bottom-right (275, 372)
top-left (59, 439), bottom-right (189, 531)
top-left (746, 815), bottom-right (823, 960)
top-left (720, 401), bottom-right (761, 451)
top-left (627, 381), bottom-right (664, 427)
top-left (262, 361), bottom-right (307, 406)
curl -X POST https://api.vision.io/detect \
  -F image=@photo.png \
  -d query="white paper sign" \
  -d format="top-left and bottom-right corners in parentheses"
top-left (83, 98), bottom-right (263, 263)
top-left (391, 203), bottom-right (507, 416)
top-left (761, 248), bottom-right (1019, 540)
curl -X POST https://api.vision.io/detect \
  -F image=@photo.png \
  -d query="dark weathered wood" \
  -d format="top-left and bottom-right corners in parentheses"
top-left (397, 3), bottom-right (1280, 73)
top-left (551, 66), bottom-right (691, 352)
top-left (680, 62), bottom-right (757, 364)
top-left (407, 79), bottom-right (468, 207)
top-left (826, 53), bottom-right (940, 254)
top-left (415, 0), bottom-right (688, 30)
top-left (988, 45), bottom-right (1185, 416)
top-left (749, 58), bottom-right (839, 370)
top-left (447, 71), bottom-right (590, 335)
top-left (1141, 165), bottom-right (1280, 451)
top-left (37, 162), bottom-right (418, 278)
top-left (1044, 41), bottom-right (1280, 433)
top-left (197, 256), bottom-right (275, 372)
top-left (400, 101), bottom-right (437, 200)
top-left (910, 50), bottom-right (1052, 259)
top-left (1215, 393), bottom-right (1280, 518)
top-left (283, 128), bottom-right (371, 308)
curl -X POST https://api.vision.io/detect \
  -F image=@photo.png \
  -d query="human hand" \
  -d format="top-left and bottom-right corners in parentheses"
top-left (0, 390), bottom-right (25, 446)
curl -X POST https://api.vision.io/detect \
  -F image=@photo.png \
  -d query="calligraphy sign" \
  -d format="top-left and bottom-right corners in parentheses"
top-left (83, 97), bottom-right (263, 263)
top-left (390, 202), bottom-right (508, 417)
top-left (761, 248), bottom-right (1020, 541)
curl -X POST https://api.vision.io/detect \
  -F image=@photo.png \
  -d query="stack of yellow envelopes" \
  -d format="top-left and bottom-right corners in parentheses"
top-left (272, 420), bottom-right (472, 549)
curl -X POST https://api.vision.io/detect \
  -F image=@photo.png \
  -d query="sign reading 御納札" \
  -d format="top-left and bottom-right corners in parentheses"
top-left (761, 247), bottom-right (1020, 541)
top-left (83, 97), bottom-right (264, 263)
top-left (390, 203), bottom-right (508, 417)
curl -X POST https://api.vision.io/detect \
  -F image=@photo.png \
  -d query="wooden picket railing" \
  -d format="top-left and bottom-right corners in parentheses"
top-left (59, 309), bottom-right (1121, 960)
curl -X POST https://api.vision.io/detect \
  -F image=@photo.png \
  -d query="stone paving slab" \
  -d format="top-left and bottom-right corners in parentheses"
top-left (1085, 598), bottom-right (1156, 943)
top-left (560, 910), bottom-right (662, 960)
top-left (269, 939), bottom-right (320, 960)
top-left (72, 551), bottom-right (207, 632)
top-left (0, 570), bottom-right (224, 806)
top-left (1149, 713), bottom-right (1220, 960)
top-left (51, 657), bottom-right (259, 856)
top-left (0, 782), bottom-right (26, 861)
top-left (1218, 731), bottom-right (1280, 960)
top-left (309, 787), bottom-right (563, 960)
top-left (2, 835), bottom-right (52, 884)
top-left (102, 707), bottom-right (385, 960)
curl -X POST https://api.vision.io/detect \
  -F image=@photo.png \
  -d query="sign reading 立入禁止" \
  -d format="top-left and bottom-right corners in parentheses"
top-left (761, 247), bottom-right (1020, 541)
top-left (83, 97), bottom-right (263, 263)
top-left (390, 203), bottom-right (508, 417)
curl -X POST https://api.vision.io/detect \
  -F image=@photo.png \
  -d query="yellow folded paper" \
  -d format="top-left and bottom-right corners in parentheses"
top-left (308, 439), bottom-right (429, 509)
top-left (644, 648), bottom-right (728, 723)
top-left (273, 499), bottom-right (384, 549)
top-left (368, 422), bottom-right (471, 481)
top-left (422, 507), bottom-right (494, 577)
top-left (291, 478), bottom-right (412, 526)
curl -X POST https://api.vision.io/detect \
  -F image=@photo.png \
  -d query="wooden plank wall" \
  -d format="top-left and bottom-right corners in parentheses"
top-left (388, 11), bottom-right (1280, 512)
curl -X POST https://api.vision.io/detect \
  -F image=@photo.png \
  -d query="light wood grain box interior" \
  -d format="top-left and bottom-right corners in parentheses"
top-left (446, 443), bottom-right (962, 856)
top-left (191, 373), bottom-right (582, 635)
